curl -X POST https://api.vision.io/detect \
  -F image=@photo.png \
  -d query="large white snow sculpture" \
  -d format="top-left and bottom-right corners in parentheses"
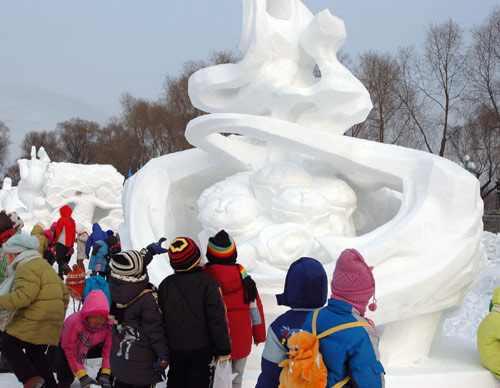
top-left (0, 147), bottom-right (124, 232)
top-left (120, 0), bottom-right (484, 368)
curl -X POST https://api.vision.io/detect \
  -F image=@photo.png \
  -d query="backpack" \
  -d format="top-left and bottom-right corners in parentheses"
top-left (278, 309), bottom-right (372, 388)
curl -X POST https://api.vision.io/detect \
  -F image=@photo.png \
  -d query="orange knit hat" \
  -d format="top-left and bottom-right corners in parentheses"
top-left (66, 268), bottom-right (86, 298)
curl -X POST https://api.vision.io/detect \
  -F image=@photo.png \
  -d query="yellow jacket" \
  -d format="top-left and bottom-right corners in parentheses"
top-left (0, 252), bottom-right (69, 345)
top-left (477, 286), bottom-right (500, 379)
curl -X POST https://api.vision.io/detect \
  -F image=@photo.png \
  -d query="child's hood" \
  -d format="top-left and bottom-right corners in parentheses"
top-left (30, 224), bottom-right (45, 237)
top-left (81, 290), bottom-right (110, 321)
top-left (59, 205), bottom-right (72, 217)
top-left (276, 257), bottom-right (327, 309)
top-left (92, 223), bottom-right (103, 234)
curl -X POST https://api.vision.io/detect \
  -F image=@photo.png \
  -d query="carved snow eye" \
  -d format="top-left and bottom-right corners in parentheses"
top-left (294, 345), bottom-right (299, 351)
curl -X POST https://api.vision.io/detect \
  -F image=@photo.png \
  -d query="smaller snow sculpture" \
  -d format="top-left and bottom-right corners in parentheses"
top-left (0, 147), bottom-right (124, 233)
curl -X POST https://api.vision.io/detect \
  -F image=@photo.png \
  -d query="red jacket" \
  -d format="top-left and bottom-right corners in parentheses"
top-left (55, 205), bottom-right (76, 247)
top-left (203, 264), bottom-right (266, 359)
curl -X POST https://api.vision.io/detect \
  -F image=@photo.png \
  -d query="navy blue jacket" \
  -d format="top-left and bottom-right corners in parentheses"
top-left (255, 257), bottom-right (327, 388)
top-left (302, 299), bottom-right (385, 388)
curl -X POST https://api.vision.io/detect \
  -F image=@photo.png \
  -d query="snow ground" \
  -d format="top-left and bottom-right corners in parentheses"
top-left (0, 232), bottom-right (499, 387)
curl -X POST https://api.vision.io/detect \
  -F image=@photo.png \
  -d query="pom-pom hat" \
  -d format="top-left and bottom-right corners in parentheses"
top-left (168, 237), bottom-right (201, 272)
top-left (330, 249), bottom-right (377, 315)
top-left (206, 229), bottom-right (237, 264)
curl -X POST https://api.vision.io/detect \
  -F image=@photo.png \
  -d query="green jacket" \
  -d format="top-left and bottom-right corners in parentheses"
top-left (30, 224), bottom-right (49, 257)
top-left (0, 252), bottom-right (69, 345)
top-left (477, 286), bottom-right (500, 379)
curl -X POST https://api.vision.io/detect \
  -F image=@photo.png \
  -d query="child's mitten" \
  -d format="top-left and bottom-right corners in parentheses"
top-left (153, 355), bottom-right (169, 372)
top-left (147, 237), bottom-right (168, 255)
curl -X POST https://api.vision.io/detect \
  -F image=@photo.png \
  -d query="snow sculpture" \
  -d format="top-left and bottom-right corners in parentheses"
top-left (121, 0), bottom-right (484, 367)
top-left (0, 147), bottom-right (124, 233)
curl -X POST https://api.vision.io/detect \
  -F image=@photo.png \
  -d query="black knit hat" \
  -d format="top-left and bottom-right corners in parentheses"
top-left (206, 230), bottom-right (238, 265)
top-left (110, 250), bottom-right (145, 278)
top-left (168, 237), bottom-right (202, 272)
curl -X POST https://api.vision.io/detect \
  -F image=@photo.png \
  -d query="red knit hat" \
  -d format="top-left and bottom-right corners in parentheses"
top-left (66, 268), bottom-right (86, 298)
top-left (330, 249), bottom-right (377, 316)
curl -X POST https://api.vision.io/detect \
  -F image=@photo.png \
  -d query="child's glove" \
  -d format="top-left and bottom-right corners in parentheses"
top-left (153, 355), bottom-right (169, 372)
top-left (96, 368), bottom-right (111, 388)
top-left (147, 238), bottom-right (168, 255)
top-left (79, 374), bottom-right (97, 388)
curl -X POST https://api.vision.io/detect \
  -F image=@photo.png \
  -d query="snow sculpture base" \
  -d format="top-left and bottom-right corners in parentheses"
top-left (244, 284), bottom-right (500, 388)
top-left (243, 337), bottom-right (500, 388)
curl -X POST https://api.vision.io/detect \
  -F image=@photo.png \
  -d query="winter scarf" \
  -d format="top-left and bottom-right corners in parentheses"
top-left (0, 250), bottom-right (40, 331)
top-left (76, 319), bottom-right (112, 364)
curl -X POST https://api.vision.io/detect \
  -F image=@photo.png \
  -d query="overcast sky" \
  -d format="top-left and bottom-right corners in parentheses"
top-left (1, 0), bottom-right (498, 162)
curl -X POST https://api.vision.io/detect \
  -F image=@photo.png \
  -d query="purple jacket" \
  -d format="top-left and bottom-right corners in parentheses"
top-left (60, 290), bottom-right (112, 374)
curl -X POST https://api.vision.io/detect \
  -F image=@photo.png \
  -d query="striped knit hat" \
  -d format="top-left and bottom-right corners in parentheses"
top-left (168, 237), bottom-right (201, 272)
top-left (66, 268), bottom-right (86, 298)
top-left (110, 250), bottom-right (144, 278)
top-left (206, 230), bottom-right (237, 265)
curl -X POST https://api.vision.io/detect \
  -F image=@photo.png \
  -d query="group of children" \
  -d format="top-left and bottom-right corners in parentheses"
top-left (0, 204), bottom-right (388, 388)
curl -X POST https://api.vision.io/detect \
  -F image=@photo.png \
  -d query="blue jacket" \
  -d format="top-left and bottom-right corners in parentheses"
top-left (85, 223), bottom-right (107, 256)
top-left (83, 275), bottom-right (111, 307)
top-left (256, 257), bottom-right (327, 388)
top-left (88, 240), bottom-right (110, 272)
top-left (302, 299), bottom-right (385, 388)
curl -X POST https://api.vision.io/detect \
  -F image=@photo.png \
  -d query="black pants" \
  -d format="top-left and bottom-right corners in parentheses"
top-left (167, 346), bottom-right (213, 388)
top-left (47, 342), bottom-right (104, 383)
top-left (0, 332), bottom-right (57, 388)
top-left (56, 243), bottom-right (71, 279)
top-left (114, 379), bottom-right (155, 388)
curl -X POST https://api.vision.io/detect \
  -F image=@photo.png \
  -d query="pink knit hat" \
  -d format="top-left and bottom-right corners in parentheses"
top-left (330, 249), bottom-right (377, 316)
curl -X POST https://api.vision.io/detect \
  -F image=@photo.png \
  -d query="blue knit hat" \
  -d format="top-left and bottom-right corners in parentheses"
top-left (3, 234), bottom-right (39, 253)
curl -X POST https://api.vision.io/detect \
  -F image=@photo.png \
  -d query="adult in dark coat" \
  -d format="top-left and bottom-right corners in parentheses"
top-left (108, 239), bottom-right (169, 388)
top-left (158, 237), bottom-right (231, 388)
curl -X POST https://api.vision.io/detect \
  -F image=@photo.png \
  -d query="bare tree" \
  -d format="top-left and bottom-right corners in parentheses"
top-left (21, 130), bottom-right (65, 161)
top-left (468, 6), bottom-right (500, 133)
top-left (4, 164), bottom-right (20, 186)
top-left (398, 20), bottom-right (468, 157)
top-left (0, 122), bottom-right (10, 172)
top-left (449, 106), bottom-right (500, 199)
top-left (350, 51), bottom-right (414, 145)
top-left (57, 118), bottom-right (100, 164)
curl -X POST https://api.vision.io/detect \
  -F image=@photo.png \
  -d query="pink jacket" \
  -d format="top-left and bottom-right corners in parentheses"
top-left (60, 290), bottom-right (112, 373)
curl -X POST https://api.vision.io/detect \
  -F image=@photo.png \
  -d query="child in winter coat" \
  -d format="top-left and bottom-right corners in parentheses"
top-left (477, 286), bottom-right (500, 379)
top-left (203, 230), bottom-right (266, 388)
top-left (108, 239), bottom-right (170, 388)
top-left (0, 213), bottom-right (17, 374)
top-left (302, 249), bottom-right (385, 388)
top-left (49, 290), bottom-right (113, 388)
top-left (89, 235), bottom-right (120, 278)
top-left (0, 233), bottom-right (69, 388)
top-left (85, 223), bottom-right (107, 258)
top-left (158, 237), bottom-right (231, 388)
top-left (30, 223), bottom-right (48, 258)
top-left (255, 257), bottom-right (328, 388)
top-left (44, 223), bottom-right (57, 266)
top-left (54, 205), bottom-right (76, 279)
top-left (75, 224), bottom-right (89, 272)
top-left (65, 267), bottom-right (87, 312)
top-left (65, 267), bottom-right (111, 311)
